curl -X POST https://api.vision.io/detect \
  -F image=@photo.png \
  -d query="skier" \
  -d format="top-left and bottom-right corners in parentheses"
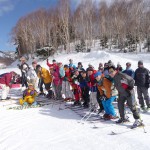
top-left (47, 59), bottom-right (59, 72)
top-left (61, 65), bottom-right (74, 101)
top-left (79, 71), bottom-right (90, 108)
top-left (108, 65), bottom-right (143, 128)
top-left (134, 60), bottom-right (150, 111)
top-left (32, 61), bottom-right (45, 96)
top-left (50, 66), bottom-right (62, 100)
top-left (87, 67), bottom-right (98, 110)
top-left (103, 63), bottom-right (109, 77)
top-left (123, 62), bottom-right (135, 78)
top-left (19, 83), bottom-right (38, 106)
top-left (17, 57), bottom-right (29, 90)
top-left (116, 62), bottom-right (123, 72)
top-left (94, 71), bottom-right (118, 120)
top-left (0, 71), bottom-right (18, 100)
top-left (71, 69), bottom-right (82, 106)
top-left (69, 59), bottom-right (76, 69)
top-left (98, 63), bottom-right (104, 73)
top-left (77, 62), bottom-right (85, 73)
top-left (36, 65), bottom-right (53, 98)
top-left (27, 65), bottom-right (37, 89)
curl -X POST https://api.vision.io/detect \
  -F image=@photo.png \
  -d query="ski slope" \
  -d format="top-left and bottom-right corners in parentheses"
top-left (0, 51), bottom-right (150, 150)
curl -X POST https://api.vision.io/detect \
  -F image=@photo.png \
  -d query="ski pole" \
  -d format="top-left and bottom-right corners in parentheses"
top-left (82, 105), bottom-right (97, 124)
top-left (78, 104), bottom-right (96, 123)
top-left (140, 119), bottom-right (147, 133)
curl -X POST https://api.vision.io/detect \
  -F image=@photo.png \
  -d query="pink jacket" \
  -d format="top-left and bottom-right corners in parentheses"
top-left (52, 71), bottom-right (62, 86)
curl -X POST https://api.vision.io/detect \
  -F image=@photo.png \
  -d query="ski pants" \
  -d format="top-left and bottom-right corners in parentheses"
top-left (73, 84), bottom-right (81, 101)
top-left (81, 87), bottom-right (90, 105)
top-left (97, 90), bottom-right (104, 110)
top-left (102, 96), bottom-right (116, 116)
top-left (62, 81), bottom-right (74, 99)
top-left (137, 86), bottom-right (150, 107)
top-left (90, 92), bottom-right (98, 107)
top-left (38, 79), bottom-right (44, 93)
top-left (21, 72), bottom-right (28, 88)
top-left (0, 84), bottom-right (10, 99)
top-left (53, 84), bottom-right (62, 99)
top-left (118, 93), bottom-right (140, 120)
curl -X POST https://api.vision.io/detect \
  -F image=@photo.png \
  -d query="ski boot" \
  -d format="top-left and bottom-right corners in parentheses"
top-left (116, 117), bottom-right (130, 124)
top-left (131, 119), bottom-right (144, 129)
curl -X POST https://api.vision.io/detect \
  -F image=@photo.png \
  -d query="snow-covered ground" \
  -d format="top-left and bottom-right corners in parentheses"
top-left (0, 50), bottom-right (150, 150)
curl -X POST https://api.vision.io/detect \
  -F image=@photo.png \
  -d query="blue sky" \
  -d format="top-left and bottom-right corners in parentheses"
top-left (0, 0), bottom-right (101, 51)
top-left (0, 0), bottom-right (60, 51)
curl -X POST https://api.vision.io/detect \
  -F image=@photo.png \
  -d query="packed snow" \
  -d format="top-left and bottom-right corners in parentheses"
top-left (0, 50), bottom-right (150, 150)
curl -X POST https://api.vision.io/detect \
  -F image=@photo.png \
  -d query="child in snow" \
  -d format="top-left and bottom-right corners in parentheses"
top-left (71, 70), bottom-right (82, 106)
top-left (50, 66), bottom-right (62, 100)
top-left (61, 65), bottom-right (74, 101)
top-left (94, 71), bottom-right (118, 120)
top-left (19, 83), bottom-right (38, 106)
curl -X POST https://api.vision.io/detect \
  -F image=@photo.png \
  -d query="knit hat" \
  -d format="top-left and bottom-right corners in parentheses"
top-left (138, 60), bottom-right (143, 65)
top-left (94, 71), bottom-right (102, 78)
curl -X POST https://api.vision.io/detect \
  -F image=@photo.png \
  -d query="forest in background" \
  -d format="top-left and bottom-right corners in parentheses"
top-left (11, 0), bottom-right (150, 56)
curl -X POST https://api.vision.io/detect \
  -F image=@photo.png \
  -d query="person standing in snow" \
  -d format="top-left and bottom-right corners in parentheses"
top-left (68, 59), bottom-right (76, 75)
top-left (0, 71), bottom-right (18, 100)
top-left (50, 66), bottom-right (62, 100)
top-left (71, 69), bottom-right (82, 106)
top-left (103, 63), bottom-right (109, 77)
top-left (76, 62), bottom-right (85, 73)
top-left (17, 57), bottom-right (29, 89)
top-left (47, 59), bottom-right (59, 72)
top-left (32, 61), bottom-right (45, 96)
top-left (61, 65), bottom-right (74, 101)
top-left (134, 60), bottom-right (150, 111)
top-left (79, 71), bottom-right (90, 108)
top-left (87, 67), bottom-right (98, 109)
top-left (98, 63), bottom-right (104, 73)
top-left (36, 65), bottom-right (53, 98)
top-left (94, 71), bottom-right (118, 120)
top-left (123, 62), bottom-right (135, 78)
top-left (116, 62), bottom-right (123, 72)
top-left (108, 66), bottom-right (143, 128)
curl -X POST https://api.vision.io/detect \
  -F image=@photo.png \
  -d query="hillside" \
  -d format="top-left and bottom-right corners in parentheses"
top-left (0, 50), bottom-right (150, 150)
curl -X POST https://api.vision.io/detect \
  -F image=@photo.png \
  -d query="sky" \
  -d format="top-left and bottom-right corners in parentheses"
top-left (0, 0), bottom-right (103, 52)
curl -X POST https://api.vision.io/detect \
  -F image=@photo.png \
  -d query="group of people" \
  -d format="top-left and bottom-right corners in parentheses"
top-left (0, 56), bottom-right (149, 128)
